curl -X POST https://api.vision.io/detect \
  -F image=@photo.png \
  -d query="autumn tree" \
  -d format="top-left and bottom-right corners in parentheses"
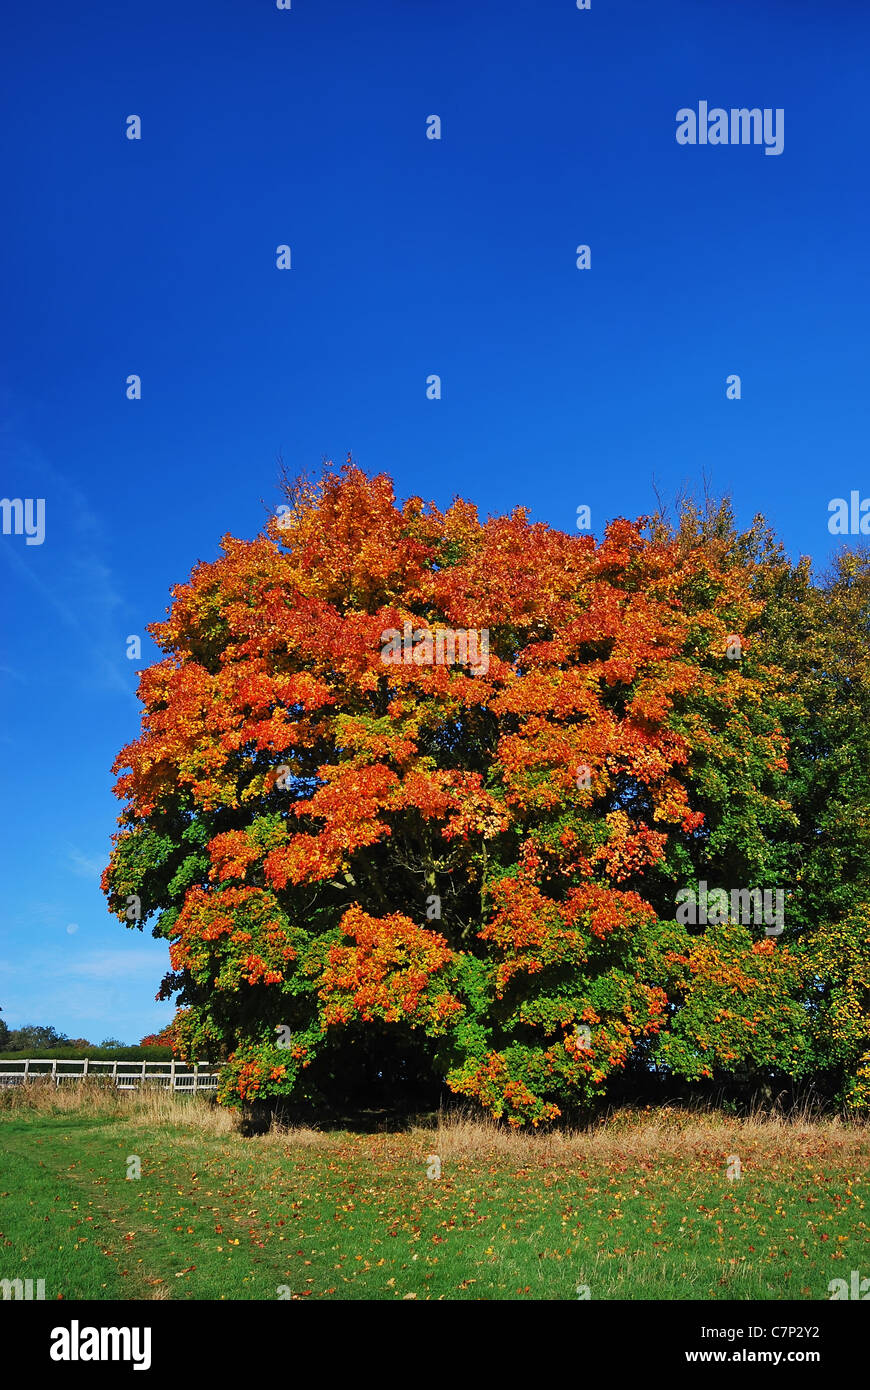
top-left (747, 536), bottom-right (870, 1110)
top-left (650, 500), bottom-right (870, 1112)
top-left (104, 464), bottom-right (858, 1122)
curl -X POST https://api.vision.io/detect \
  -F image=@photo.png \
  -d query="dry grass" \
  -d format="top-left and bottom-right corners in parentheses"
top-left (2, 1082), bottom-right (868, 1165)
top-left (265, 1120), bottom-right (344, 1150)
top-left (408, 1101), bottom-right (870, 1168)
top-left (0, 1078), bottom-right (234, 1135)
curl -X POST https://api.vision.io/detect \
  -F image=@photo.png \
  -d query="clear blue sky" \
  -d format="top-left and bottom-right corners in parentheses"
top-left (1, 0), bottom-right (868, 1043)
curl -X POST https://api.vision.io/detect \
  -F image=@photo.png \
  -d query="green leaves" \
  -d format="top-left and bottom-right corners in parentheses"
top-left (103, 469), bottom-right (870, 1121)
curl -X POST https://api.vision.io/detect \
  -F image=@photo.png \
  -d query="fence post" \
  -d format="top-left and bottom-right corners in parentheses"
top-left (82, 1057), bottom-right (89, 1080)
top-left (51, 1058), bottom-right (57, 1088)
top-left (194, 1062), bottom-right (200, 1094)
top-left (112, 1060), bottom-right (118, 1087)
top-left (141, 1059), bottom-right (147, 1088)
top-left (170, 1057), bottom-right (176, 1091)
top-left (24, 1059), bottom-right (30, 1083)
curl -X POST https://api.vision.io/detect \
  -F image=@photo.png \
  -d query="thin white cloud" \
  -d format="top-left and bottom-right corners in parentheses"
top-left (0, 943), bottom-right (171, 1035)
top-left (68, 849), bottom-right (106, 881)
top-left (63, 950), bottom-right (166, 981)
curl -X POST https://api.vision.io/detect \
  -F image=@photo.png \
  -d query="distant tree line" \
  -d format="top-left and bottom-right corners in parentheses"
top-left (0, 1009), bottom-right (129, 1052)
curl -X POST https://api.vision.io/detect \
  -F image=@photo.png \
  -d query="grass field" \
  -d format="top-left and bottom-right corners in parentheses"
top-left (1, 1084), bottom-right (866, 1301)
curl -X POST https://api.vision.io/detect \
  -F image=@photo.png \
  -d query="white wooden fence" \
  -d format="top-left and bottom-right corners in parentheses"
top-left (0, 1058), bottom-right (219, 1091)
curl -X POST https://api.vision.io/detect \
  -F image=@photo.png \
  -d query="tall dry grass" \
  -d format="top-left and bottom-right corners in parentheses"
top-left (408, 1100), bottom-right (870, 1167)
top-left (3, 1081), bottom-right (868, 1164)
top-left (0, 1078), bottom-right (235, 1135)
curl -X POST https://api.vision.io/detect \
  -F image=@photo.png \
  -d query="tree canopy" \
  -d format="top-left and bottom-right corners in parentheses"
top-left (103, 464), bottom-right (870, 1123)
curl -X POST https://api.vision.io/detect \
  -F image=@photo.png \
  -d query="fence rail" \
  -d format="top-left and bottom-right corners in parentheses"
top-left (0, 1058), bottom-right (220, 1091)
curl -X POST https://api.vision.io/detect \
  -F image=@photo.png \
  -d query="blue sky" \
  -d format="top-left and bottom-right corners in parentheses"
top-left (1, 0), bottom-right (868, 1042)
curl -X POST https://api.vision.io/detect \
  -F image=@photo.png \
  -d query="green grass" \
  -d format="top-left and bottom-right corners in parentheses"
top-left (0, 1095), bottom-right (866, 1300)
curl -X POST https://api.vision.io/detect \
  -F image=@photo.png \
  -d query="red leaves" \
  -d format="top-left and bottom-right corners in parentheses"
top-left (209, 830), bottom-right (263, 883)
top-left (104, 462), bottom-right (803, 1124)
top-left (319, 906), bottom-right (461, 1029)
top-left (170, 886), bottom-right (295, 994)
